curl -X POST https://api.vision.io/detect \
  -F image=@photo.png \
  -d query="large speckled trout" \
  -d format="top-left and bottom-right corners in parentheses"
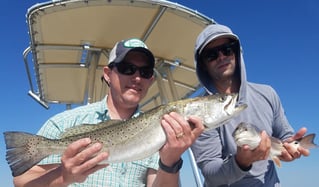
top-left (4, 93), bottom-right (246, 177)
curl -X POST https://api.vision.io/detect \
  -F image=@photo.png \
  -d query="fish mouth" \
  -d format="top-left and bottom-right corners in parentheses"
top-left (224, 94), bottom-right (247, 116)
top-left (224, 94), bottom-right (237, 115)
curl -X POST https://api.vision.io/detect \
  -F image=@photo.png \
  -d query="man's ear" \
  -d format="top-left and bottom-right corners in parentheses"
top-left (103, 66), bottom-right (112, 85)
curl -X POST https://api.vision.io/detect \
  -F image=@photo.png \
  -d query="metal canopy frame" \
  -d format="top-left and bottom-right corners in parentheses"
top-left (24, 0), bottom-right (214, 111)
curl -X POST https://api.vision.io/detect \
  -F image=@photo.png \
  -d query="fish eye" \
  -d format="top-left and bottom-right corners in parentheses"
top-left (219, 95), bottom-right (227, 102)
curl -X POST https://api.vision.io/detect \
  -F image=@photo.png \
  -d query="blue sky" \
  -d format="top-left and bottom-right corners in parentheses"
top-left (1, 1), bottom-right (319, 187)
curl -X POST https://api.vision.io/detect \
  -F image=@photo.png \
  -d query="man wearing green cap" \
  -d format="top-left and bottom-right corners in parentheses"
top-left (13, 38), bottom-right (204, 187)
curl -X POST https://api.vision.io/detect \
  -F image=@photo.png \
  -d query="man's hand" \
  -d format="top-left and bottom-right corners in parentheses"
top-left (235, 131), bottom-right (271, 170)
top-left (280, 127), bottom-right (310, 162)
top-left (159, 112), bottom-right (204, 167)
top-left (60, 138), bottom-right (109, 185)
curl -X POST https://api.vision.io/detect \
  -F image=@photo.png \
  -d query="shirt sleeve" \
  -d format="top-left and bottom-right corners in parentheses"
top-left (146, 152), bottom-right (160, 170)
top-left (191, 128), bottom-right (248, 186)
top-left (269, 87), bottom-right (294, 140)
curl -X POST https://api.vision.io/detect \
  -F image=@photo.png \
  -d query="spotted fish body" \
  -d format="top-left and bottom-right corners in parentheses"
top-left (4, 93), bottom-right (246, 177)
top-left (232, 122), bottom-right (318, 167)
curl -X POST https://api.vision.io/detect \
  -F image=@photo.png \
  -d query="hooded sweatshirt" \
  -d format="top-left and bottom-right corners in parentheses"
top-left (191, 24), bottom-right (294, 187)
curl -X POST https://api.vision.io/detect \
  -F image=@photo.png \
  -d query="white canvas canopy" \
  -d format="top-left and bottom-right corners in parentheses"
top-left (24, 0), bottom-right (214, 111)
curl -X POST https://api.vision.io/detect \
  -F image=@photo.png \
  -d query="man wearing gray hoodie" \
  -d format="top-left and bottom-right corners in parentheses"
top-left (191, 23), bottom-right (310, 187)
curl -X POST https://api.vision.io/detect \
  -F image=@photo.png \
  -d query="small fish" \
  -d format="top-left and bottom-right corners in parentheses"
top-left (232, 122), bottom-right (318, 167)
top-left (4, 93), bottom-right (247, 177)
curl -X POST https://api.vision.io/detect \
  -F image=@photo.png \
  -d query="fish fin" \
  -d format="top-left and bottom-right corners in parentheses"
top-left (270, 137), bottom-right (284, 154)
top-left (272, 156), bottom-right (282, 168)
top-left (299, 134), bottom-right (319, 149)
top-left (60, 120), bottom-right (122, 138)
top-left (270, 136), bottom-right (282, 144)
top-left (269, 137), bottom-right (284, 168)
top-left (4, 131), bottom-right (51, 177)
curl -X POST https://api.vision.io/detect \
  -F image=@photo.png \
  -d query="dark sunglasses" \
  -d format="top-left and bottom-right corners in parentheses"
top-left (201, 41), bottom-right (238, 63)
top-left (109, 62), bottom-right (154, 79)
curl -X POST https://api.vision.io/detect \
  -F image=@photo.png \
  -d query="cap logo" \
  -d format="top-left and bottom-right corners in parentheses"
top-left (123, 38), bottom-right (148, 49)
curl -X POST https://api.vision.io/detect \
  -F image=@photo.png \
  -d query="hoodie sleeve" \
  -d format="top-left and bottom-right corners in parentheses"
top-left (266, 85), bottom-right (294, 140)
top-left (191, 128), bottom-right (249, 186)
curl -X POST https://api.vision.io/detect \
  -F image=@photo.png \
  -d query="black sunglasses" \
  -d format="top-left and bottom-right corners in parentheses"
top-left (201, 41), bottom-right (238, 63)
top-left (109, 62), bottom-right (154, 79)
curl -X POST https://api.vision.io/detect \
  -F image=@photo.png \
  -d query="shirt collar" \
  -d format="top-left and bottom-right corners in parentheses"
top-left (96, 95), bottom-right (142, 121)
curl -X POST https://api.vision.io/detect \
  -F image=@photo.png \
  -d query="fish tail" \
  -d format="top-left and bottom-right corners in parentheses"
top-left (299, 134), bottom-right (318, 149)
top-left (4, 131), bottom-right (52, 177)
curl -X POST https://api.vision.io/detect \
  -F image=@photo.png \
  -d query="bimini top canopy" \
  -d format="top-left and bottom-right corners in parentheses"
top-left (24, 0), bottom-right (214, 110)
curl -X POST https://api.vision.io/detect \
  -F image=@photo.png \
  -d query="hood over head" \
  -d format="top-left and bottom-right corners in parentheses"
top-left (196, 24), bottom-right (239, 55)
top-left (194, 23), bottom-right (247, 97)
